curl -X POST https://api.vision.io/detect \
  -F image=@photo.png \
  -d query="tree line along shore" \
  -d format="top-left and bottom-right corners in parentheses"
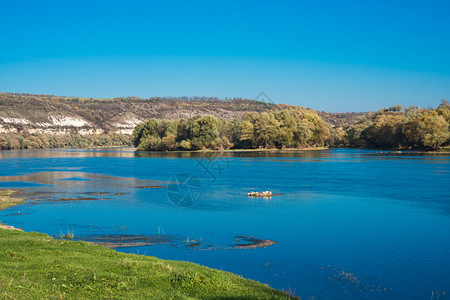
top-left (1, 99), bottom-right (449, 152)
top-left (133, 101), bottom-right (450, 151)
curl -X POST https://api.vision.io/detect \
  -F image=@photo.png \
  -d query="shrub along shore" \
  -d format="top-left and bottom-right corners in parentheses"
top-left (0, 192), bottom-right (294, 299)
top-left (0, 132), bottom-right (132, 150)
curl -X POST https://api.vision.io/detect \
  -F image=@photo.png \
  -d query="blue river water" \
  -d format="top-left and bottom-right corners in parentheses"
top-left (0, 148), bottom-right (449, 299)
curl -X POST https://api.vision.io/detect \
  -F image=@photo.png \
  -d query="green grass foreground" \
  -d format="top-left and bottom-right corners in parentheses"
top-left (0, 229), bottom-right (294, 299)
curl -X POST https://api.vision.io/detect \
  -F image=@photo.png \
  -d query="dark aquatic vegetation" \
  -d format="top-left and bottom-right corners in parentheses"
top-left (79, 233), bottom-right (277, 251)
top-left (0, 148), bottom-right (449, 300)
top-left (55, 230), bottom-right (74, 240)
top-left (317, 265), bottom-right (390, 294)
top-left (233, 236), bottom-right (277, 249)
top-left (81, 234), bottom-right (175, 248)
top-left (50, 197), bottom-right (109, 202)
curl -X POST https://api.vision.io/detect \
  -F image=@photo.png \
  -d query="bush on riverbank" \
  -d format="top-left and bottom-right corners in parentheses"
top-left (0, 132), bottom-right (132, 150)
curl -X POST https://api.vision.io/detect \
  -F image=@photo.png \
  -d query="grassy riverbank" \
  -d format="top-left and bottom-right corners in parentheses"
top-left (0, 192), bottom-right (293, 299)
top-left (0, 229), bottom-right (294, 299)
top-left (0, 190), bottom-right (24, 211)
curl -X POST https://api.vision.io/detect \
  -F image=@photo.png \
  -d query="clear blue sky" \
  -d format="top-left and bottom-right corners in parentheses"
top-left (1, 0), bottom-right (449, 112)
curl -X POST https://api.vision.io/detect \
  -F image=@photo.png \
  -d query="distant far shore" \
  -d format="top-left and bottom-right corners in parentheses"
top-left (2, 145), bottom-right (450, 153)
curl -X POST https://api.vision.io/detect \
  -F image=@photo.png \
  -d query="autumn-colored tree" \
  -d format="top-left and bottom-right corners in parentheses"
top-left (418, 113), bottom-right (450, 150)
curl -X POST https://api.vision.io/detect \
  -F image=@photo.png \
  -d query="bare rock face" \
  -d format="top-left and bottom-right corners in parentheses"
top-left (0, 113), bottom-right (102, 135)
top-left (111, 112), bottom-right (144, 135)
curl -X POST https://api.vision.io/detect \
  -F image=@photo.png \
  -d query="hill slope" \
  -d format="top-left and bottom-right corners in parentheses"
top-left (0, 93), bottom-right (365, 136)
top-left (0, 93), bottom-right (274, 135)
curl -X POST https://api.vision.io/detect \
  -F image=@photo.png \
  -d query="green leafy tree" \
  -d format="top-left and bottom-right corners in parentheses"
top-left (253, 112), bottom-right (281, 148)
top-left (161, 132), bottom-right (176, 151)
top-left (137, 135), bottom-right (161, 151)
top-left (132, 119), bottom-right (159, 147)
top-left (239, 120), bottom-right (254, 147)
top-left (294, 120), bottom-right (313, 147)
top-left (187, 115), bottom-right (220, 150)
